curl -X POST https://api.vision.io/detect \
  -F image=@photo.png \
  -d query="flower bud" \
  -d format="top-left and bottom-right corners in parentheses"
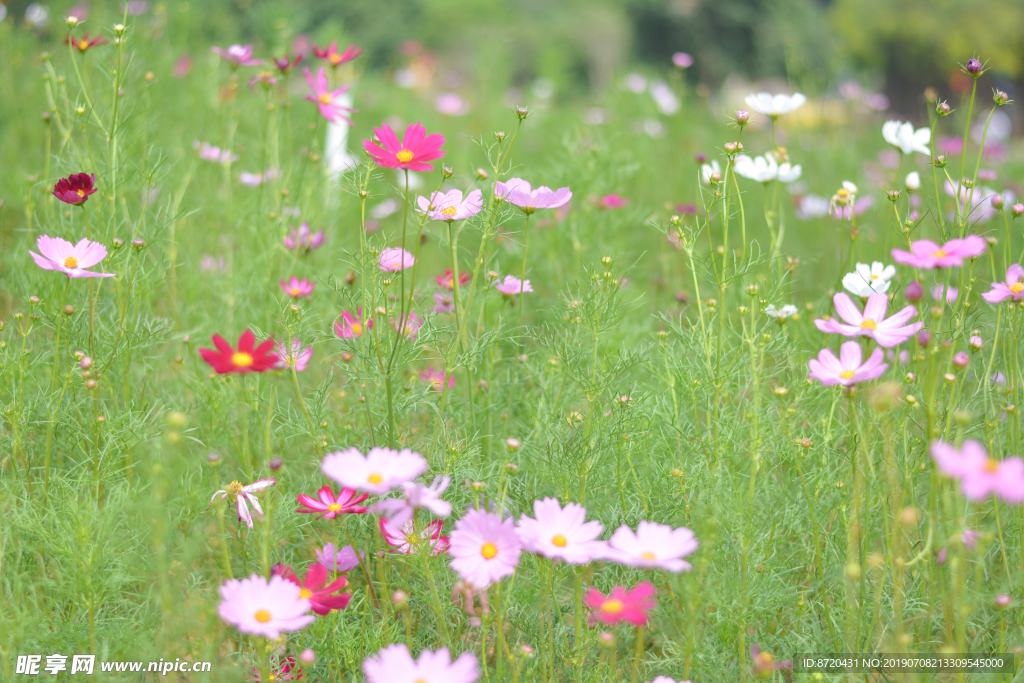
top-left (505, 437), bottom-right (521, 451)
top-left (953, 409), bottom-right (972, 425)
top-left (936, 101), bottom-right (951, 116)
top-left (475, 168), bottom-right (488, 181)
top-left (1012, 203), bottom-right (1024, 218)
top-left (392, 590), bottom-right (408, 607)
top-left (887, 190), bottom-right (900, 202)
top-left (470, 481), bottom-right (484, 492)
top-left (112, 237), bottom-right (124, 248)
top-left (599, 632), bottom-right (616, 647)
top-left (67, 15), bottom-right (80, 28)
top-left (515, 106), bottom-right (529, 120)
top-left (994, 90), bottom-right (1010, 106)
top-left (114, 24), bottom-right (126, 36)
top-left (269, 457), bottom-right (283, 471)
top-left (132, 238), bottom-right (146, 250)
top-left (952, 351), bottom-right (969, 368)
top-left (723, 142), bottom-right (737, 155)
top-left (916, 330), bottom-right (931, 347)
top-left (442, 166), bottom-right (454, 179)
top-left (996, 594), bottom-right (1012, 609)
top-left (80, 356), bottom-right (93, 369)
top-left (992, 193), bottom-right (1004, 209)
top-left (904, 280), bottom-right (924, 302)
top-left (85, 379), bottom-right (97, 390)
top-left (505, 462), bottom-right (519, 474)
top-left (63, 305), bottom-right (75, 316)
top-left (934, 155), bottom-right (947, 168)
top-left (710, 171), bottom-right (721, 183)
top-left (965, 58), bottom-right (982, 77)
top-left (29, 295), bottom-right (40, 305)
top-left (736, 110), bottom-right (750, 125)
top-left (494, 131), bottom-right (506, 141)
top-left (969, 335), bottom-right (983, 350)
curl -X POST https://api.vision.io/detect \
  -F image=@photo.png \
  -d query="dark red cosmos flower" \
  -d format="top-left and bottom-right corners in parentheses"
top-left (436, 269), bottom-right (470, 290)
top-left (53, 173), bottom-right (97, 206)
top-left (65, 32), bottom-right (110, 53)
top-left (274, 564), bottom-right (351, 615)
top-left (295, 485), bottom-right (369, 519)
top-left (273, 53), bottom-right (303, 76)
top-left (198, 329), bottom-right (278, 374)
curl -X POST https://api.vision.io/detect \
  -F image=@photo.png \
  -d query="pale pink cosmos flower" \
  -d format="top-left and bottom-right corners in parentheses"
top-left (30, 236), bottom-right (114, 278)
top-left (931, 285), bottom-right (958, 303)
top-left (218, 574), bottom-right (313, 639)
top-left (448, 508), bottom-right (522, 588)
top-left (432, 291), bottom-right (455, 313)
top-left (982, 264), bottom-right (1024, 303)
top-left (335, 308), bottom-right (372, 338)
top-left (930, 440), bottom-right (1024, 503)
top-left (435, 92), bottom-right (470, 116)
top-left (392, 312), bottom-right (423, 339)
top-left (495, 275), bottom-right (532, 297)
top-left (285, 223), bottom-right (325, 252)
top-left (372, 475), bottom-right (452, 527)
top-left (210, 478), bottom-right (276, 529)
top-left (417, 189), bottom-right (483, 222)
top-left (814, 292), bottom-right (923, 347)
top-left (647, 678), bottom-right (691, 683)
top-left (605, 521), bottom-right (698, 572)
top-left (495, 178), bottom-right (572, 213)
top-left (280, 276), bottom-right (314, 299)
top-left (363, 644), bottom-right (479, 683)
top-left (420, 367), bottom-right (455, 392)
top-left (274, 338), bottom-right (313, 372)
top-left (321, 447), bottom-right (428, 495)
top-left (303, 67), bottom-right (355, 124)
top-left (194, 141), bottom-right (238, 163)
top-left (379, 247), bottom-right (415, 272)
top-left (936, 529), bottom-right (980, 564)
top-left (239, 172), bottom-right (265, 187)
top-left (892, 235), bottom-right (987, 269)
top-left (211, 44), bottom-right (262, 67)
top-left (808, 341), bottom-right (888, 386)
top-left (316, 543), bottom-right (362, 572)
top-left (517, 498), bottom-right (606, 564)
top-left (380, 517), bottom-right (450, 556)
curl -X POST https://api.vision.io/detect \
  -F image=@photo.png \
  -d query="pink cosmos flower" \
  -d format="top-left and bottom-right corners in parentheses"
top-left (672, 52), bottom-right (694, 68)
top-left (380, 518), bottom-right (450, 556)
top-left (982, 264), bottom-right (1024, 303)
top-left (30, 236), bottom-right (114, 278)
top-left (194, 141), bottom-right (237, 163)
top-left (392, 312), bottom-right (423, 339)
top-left (218, 574), bottom-right (313, 639)
top-left (335, 308), bottom-right (372, 338)
top-left (321, 447), bottom-right (428, 495)
top-left (274, 563), bottom-right (351, 615)
top-left (372, 475), bottom-right (452, 527)
top-left (272, 53), bottom-right (303, 76)
top-left (312, 41), bottom-right (361, 67)
top-left (448, 509), bottom-right (522, 588)
top-left (814, 292), bottom-right (923, 347)
top-left (420, 368), bottom-right (455, 391)
top-left (363, 122), bottom-right (445, 171)
top-left (417, 189), bottom-right (483, 222)
top-left (584, 582), bottom-right (656, 626)
top-left (285, 223), bottom-right (325, 252)
top-left (495, 275), bottom-right (532, 297)
top-left (930, 440), bottom-right (1024, 503)
top-left (517, 498), bottom-right (606, 564)
top-left (829, 195), bottom-right (875, 220)
top-left (274, 338), bottom-right (313, 372)
top-left (808, 341), bottom-right (888, 386)
top-left (303, 67), bottom-right (355, 124)
top-left (931, 285), bottom-right (958, 303)
top-left (435, 92), bottom-right (470, 116)
top-left (209, 478), bottom-right (275, 529)
top-left (363, 644), bottom-right (479, 683)
top-left (647, 678), bottom-right (690, 683)
top-left (379, 247), bottom-right (415, 272)
top-left (211, 44), bottom-right (262, 67)
top-left (296, 485), bottom-right (369, 519)
top-left (280, 276), bottom-right (314, 299)
top-left (605, 521), bottom-right (698, 572)
top-left (750, 644), bottom-right (793, 678)
top-left (597, 193), bottom-right (629, 209)
top-left (437, 269), bottom-right (470, 290)
top-left (891, 235), bottom-right (987, 269)
top-left (315, 543), bottom-right (362, 572)
top-left (936, 529), bottom-right (980, 564)
top-left (495, 178), bottom-right (572, 213)
top-left (433, 291), bottom-right (455, 313)
top-left (247, 71), bottom-right (278, 91)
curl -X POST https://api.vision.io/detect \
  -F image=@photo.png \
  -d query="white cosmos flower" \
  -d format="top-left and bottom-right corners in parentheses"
top-left (905, 171), bottom-right (921, 191)
top-left (765, 304), bottom-right (798, 321)
top-left (796, 194), bottom-right (830, 220)
top-left (734, 154), bottom-right (778, 183)
top-left (744, 92), bottom-right (807, 117)
top-left (882, 120), bottom-right (931, 155)
top-left (842, 262), bottom-right (896, 297)
top-left (700, 159), bottom-right (721, 184)
top-left (777, 162), bottom-right (802, 183)
top-left (842, 180), bottom-right (858, 194)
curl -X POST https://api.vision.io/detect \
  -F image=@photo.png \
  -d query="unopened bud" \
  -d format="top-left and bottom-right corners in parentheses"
top-left (887, 190), bottom-right (900, 202)
top-left (952, 351), bottom-right (969, 369)
top-left (505, 462), bottom-right (519, 475)
top-left (475, 168), bottom-right (488, 181)
top-left (269, 457), bottom-right (283, 471)
top-left (29, 296), bottom-right (40, 305)
top-left (470, 481), bottom-right (484, 492)
top-left (85, 379), bottom-right (97, 390)
top-left (992, 193), bottom-right (1005, 209)
top-left (994, 90), bottom-right (1010, 106)
top-left (132, 238), bottom-right (146, 250)
top-left (917, 330), bottom-right (931, 347)
top-left (494, 131), bottom-right (506, 141)
top-left (114, 24), bottom-right (126, 36)
top-left (67, 15), bottom-right (80, 28)
top-left (1011, 203), bottom-right (1024, 218)
top-left (969, 335), bottom-right (983, 350)
top-left (965, 58), bottom-right (982, 77)
top-left (723, 142), bottom-right (738, 155)
top-left (515, 106), bottom-right (529, 120)
top-left (63, 305), bottom-right (75, 316)
top-left (300, 649), bottom-right (316, 665)
top-left (505, 437), bottom-right (521, 451)
top-left (934, 155), bottom-right (947, 168)
top-left (953, 409), bottom-right (972, 426)
top-left (995, 594), bottom-right (1012, 609)
top-left (392, 590), bottom-right (408, 607)
top-left (112, 237), bottom-right (124, 248)
top-left (899, 506), bottom-right (920, 527)
top-left (442, 166), bottom-right (454, 179)
top-left (936, 101), bottom-right (951, 116)
top-left (736, 110), bottom-right (750, 125)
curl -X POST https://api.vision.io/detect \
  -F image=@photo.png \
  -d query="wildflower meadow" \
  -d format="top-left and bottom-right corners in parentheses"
top-left (3, 1), bottom-right (1024, 681)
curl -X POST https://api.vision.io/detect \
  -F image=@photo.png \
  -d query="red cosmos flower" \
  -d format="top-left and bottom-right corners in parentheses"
top-left (436, 269), bottom-right (470, 290)
top-left (65, 32), bottom-right (110, 53)
top-left (363, 122), bottom-right (445, 172)
top-left (199, 329), bottom-right (278, 374)
top-left (53, 173), bottom-right (97, 206)
top-left (273, 564), bottom-right (351, 616)
top-left (584, 582), bottom-right (657, 626)
top-left (273, 53), bottom-right (303, 75)
top-left (312, 41), bottom-right (361, 67)
top-left (295, 485), bottom-right (369, 519)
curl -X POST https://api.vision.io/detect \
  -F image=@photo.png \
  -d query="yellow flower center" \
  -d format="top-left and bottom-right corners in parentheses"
top-left (1011, 283), bottom-right (1024, 294)
top-left (860, 319), bottom-right (877, 330)
top-left (396, 150), bottom-right (414, 163)
top-left (641, 551), bottom-right (656, 560)
top-left (232, 352), bottom-right (254, 368)
top-left (64, 256), bottom-right (79, 268)
top-left (227, 481), bottom-right (244, 494)
top-left (870, 274), bottom-right (879, 279)
top-left (481, 542), bottom-right (498, 559)
top-left (931, 250), bottom-right (947, 258)
top-left (441, 206), bottom-right (458, 217)
top-left (299, 588), bottom-right (312, 599)
top-left (602, 599), bottom-right (624, 613)
top-left (78, 40), bottom-right (90, 51)
top-left (327, 503), bottom-right (342, 512)
top-left (351, 323), bottom-right (362, 335)
top-left (254, 609), bottom-right (272, 623)
top-left (985, 458), bottom-right (1000, 473)
top-left (552, 534), bottom-right (568, 547)
top-left (836, 188), bottom-right (850, 199)
top-left (319, 93), bottom-right (333, 105)
top-left (76, 189), bottom-right (86, 197)
top-left (291, 287), bottom-right (303, 296)
top-left (840, 370), bottom-right (856, 379)
top-left (330, 55), bottom-right (342, 65)
top-left (756, 652), bottom-right (775, 666)
top-left (407, 534), bottom-right (419, 545)
top-left (367, 473), bottom-right (383, 484)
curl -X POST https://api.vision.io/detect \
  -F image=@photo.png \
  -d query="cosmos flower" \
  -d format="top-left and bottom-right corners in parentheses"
top-left (814, 292), bottom-right (923, 347)
top-left (584, 582), bottom-right (657, 626)
top-left (218, 574), bottom-right (313, 639)
top-left (672, 52), bottom-right (693, 68)
top-left (419, 368), bottom-right (455, 392)
top-left (247, 71), bottom-right (277, 91)
top-left (982, 264), bottom-right (1024, 303)
top-left (437, 269), bottom-right (470, 289)
top-left (930, 440), bottom-right (1024, 503)
top-left (700, 160), bottom-right (721, 185)
top-left (285, 223), bottom-right (325, 252)
top-left (605, 521), bottom-right (698, 571)
top-left (435, 93), bottom-right (470, 116)
top-left (733, 155), bottom-right (778, 183)
top-left (807, 341), bottom-right (888, 387)
top-left (516, 498), bottom-right (605, 564)
top-left (211, 44), bottom-right (263, 67)
top-left (65, 32), bottom-right (108, 53)
top-left (335, 308), bottom-right (372, 338)
top-left (380, 518), bottom-right (450, 556)
top-left (931, 285), bottom-right (958, 303)
top-left (372, 475), bottom-right (452, 527)
top-left (210, 478), bottom-right (276, 529)
top-left (312, 41), bottom-right (361, 67)
top-left (194, 141), bottom-right (238, 163)
top-left (494, 275), bottom-right (532, 297)
top-left (315, 543), bottom-right (362, 572)
top-left (891, 236), bottom-right (986, 269)
top-left (274, 338), bottom-right (313, 372)
top-left (296, 485), bottom-right (369, 519)
top-left (272, 53), bottom-right (303, 75)
top-left (280, 276), bottom-right (315, 299)
top-left (765, 304), bottom-right (798, 321)
top-left (448, 509), bottom-right (522, 588)
top-left (416, 189), bottom-right (483, 222)
top-left (882, 120), bottom-right (931, 156)
top-left (796, 194), bottom-right (831, 220)
top-left (303, 67), bottom-right (355, 124)
top-left (432, 291), bottom-right (455, 313)
top-left (363, 122), bottom-right (445, 171)
top-left (199, 330), bottom-right (278, 374)
top-left (321, 447), bottom-right (428, 495)
top-left (830, 195), bottom-right (875, 220)
top-left (392, 312), bottom-right (423, 339)
top-left (363, 644), bottom-right (479, 683)
top-left (379, 247), bottom-right (415, 272)
top-left (30, 236), bottom-right (114, 278)
top-left (495, 178), bottom-right (572, 213)
top-left (273, 563), bottom-right (351, 615)
top-left (597, 194), bottom-right (629, 209)
top-left (750, 644), bottom-right (793, 678)
top-left (53, 172), bottom-right (97, 205)
top-left (842, 262), bottom-right (897, 297)
top-left (743, 92), bottom-right (806, 117)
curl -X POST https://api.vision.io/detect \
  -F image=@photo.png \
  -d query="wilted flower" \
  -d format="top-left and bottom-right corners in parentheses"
top-left (218, 574), bottom-right (312, 639)
top-left (808, 341), bottom-right (888, 387)
top-left (210, 478), bottom-right (276, 528)
top-left (584, 582), bottom-right (657, 626)
top-left (30, 236), bottom-right (114, 278)
top-left (272, 53), bottom-right (303, 75)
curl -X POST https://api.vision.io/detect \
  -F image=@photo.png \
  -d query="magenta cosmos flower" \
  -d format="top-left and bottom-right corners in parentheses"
top-left (53, 172), bottom-right (97, 205)
top-left (303, 67), bottom-right (355, 124)
top-left (420, 367), bottom-right (455, 391)
top-left (495, 275), bottom-right (532, 297)
top-left (280, 276), bottom-right (314, 299)
top-left (495, 178), bottom-right (572, 214)
top-left (211, 44), bottom-right (263, 67)
top-left (982, 264), bottom-right (1024, 303)
top-left (597, 193), bottom-right (629, 209)
top-left (285, 223), bottom-right (325, 252)
top-left (448, 508), bottom-right (522, 588)
top-left (606, 521), bottom-right (698, 572)
top-left (363, 122), bottom-right (445, 171)
top-left (379, 247), bottom-right (415, 272)
top-left (517, 498), bottom-right (606, 564)
top-left (313, 41), bottom-right (362, 67)
top-left (296, 484), bottom-right (369, 519)
top-left (584, 582), bottom-right (657, 626)
top-left (316, 543), bottom-right (362, 572)
top-left (372, 475), bottom-right (452, 527)
top-left (218, 574), bottom-right (313, 639)
top-left (274, 338), bottom-right (313, 372)
top-left (891, 235), bottom-right (986, 269)
top-left (814, 292), bottom-right (923, 347)
top-left (274, 563), bottom-right (351, 615)
top-left (930, 440), bottom-right (1024, 503)
top-left (417, 189), bottom-right (484, 222)
top-left (335, 308), bottom-right (372, 338)
top-left (380, 518), bottom-right (450, 556)
top-left (392, 312), bottom-right (423, 339)
top-left (321, 447), bottom-right (428, 495)
top-left (30, 235), bottom-right (114, 278)
top-left (363, 644), bottom-right (479, 683)
top-left (210, 477), bottom-right (275, 529)
top-left (808, 341), bottom-right (888, 387)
